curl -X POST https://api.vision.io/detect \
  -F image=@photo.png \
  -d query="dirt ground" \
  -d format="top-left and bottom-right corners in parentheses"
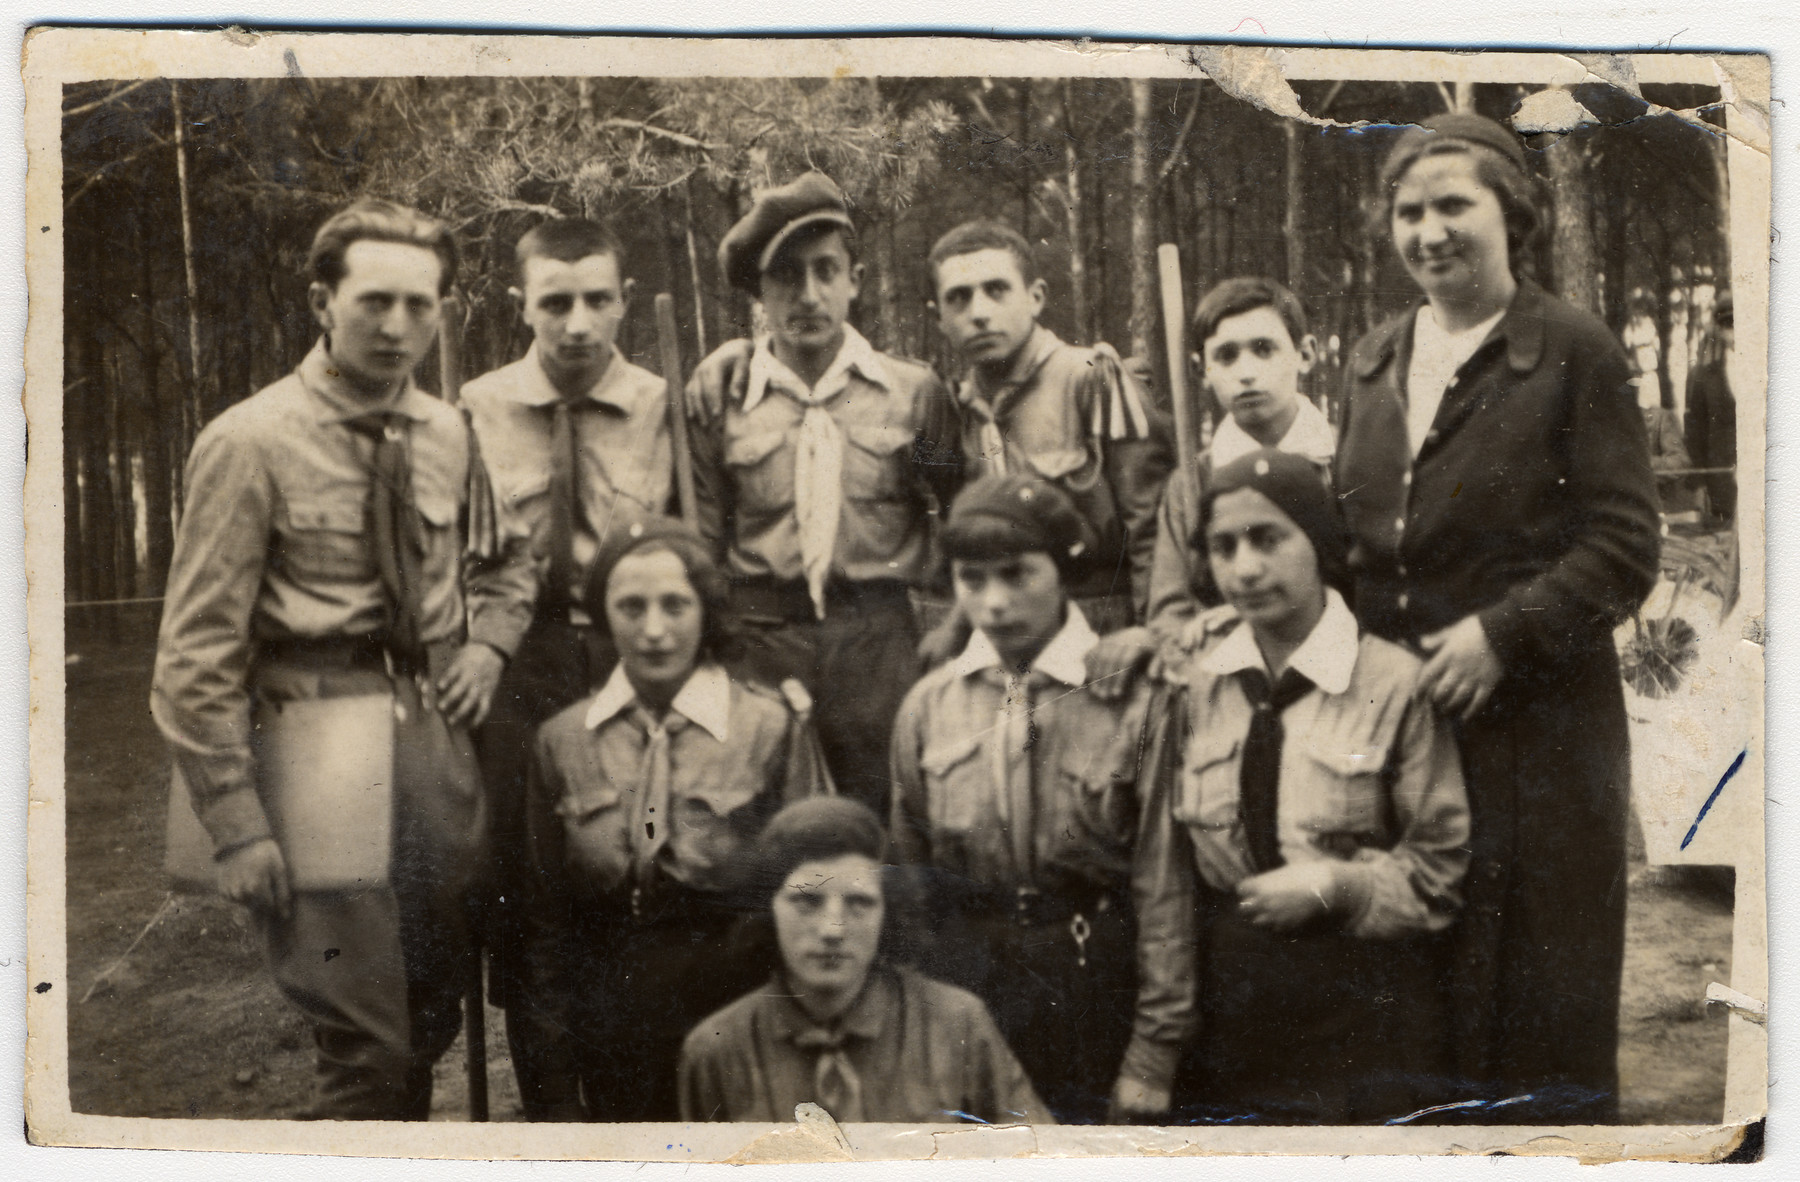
top-left (59, 605), bottom-right (1732, 1124)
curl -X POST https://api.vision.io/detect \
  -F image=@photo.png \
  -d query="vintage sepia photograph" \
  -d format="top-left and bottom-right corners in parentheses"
top-left (20, 30), bottom-right (1769, 1163)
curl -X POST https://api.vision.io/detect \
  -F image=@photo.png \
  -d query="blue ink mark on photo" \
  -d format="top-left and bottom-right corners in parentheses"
top-left (1682, 748), bottom-right (1747, 850)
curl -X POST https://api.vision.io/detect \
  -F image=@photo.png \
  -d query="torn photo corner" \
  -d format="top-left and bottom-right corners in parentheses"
top-left (23, 28), bottom-right (1768, 1164)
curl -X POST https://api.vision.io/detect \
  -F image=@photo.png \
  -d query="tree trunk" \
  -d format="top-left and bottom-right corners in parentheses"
top-left (873, 215), bottom-right (900, 354)
top-left (170, 79), bottom-right (205, 465)
top-left (1546, 134), bottom-right (1601, 316)
top-left (683, 177), bottom-right (710, 358)
top-left (1061, 79), bottom-right (1091, 345)
top-left (1128, 78), bottom-right (1155, 360)
top-left (1284, 120), bottom-right (1305, 291)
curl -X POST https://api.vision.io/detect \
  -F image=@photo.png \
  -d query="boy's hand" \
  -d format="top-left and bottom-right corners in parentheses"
top-left (217, 838), bottom-right (293, 920)
top-left (437, 642), bottom-right (506, 729)
top-left (1083, 626), bottom-right (1156, 701)
top-left (1235, 862), bottom-right (1345, 931)
top-left (1417, 614), bottom-right (1503, 722)
top-left (683, 339), bottom-right (754, 420)
top-left (1108, 1074), bottom-right (1172, 1123)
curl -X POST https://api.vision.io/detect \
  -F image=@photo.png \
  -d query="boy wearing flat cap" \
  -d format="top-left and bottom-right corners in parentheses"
top-left (1120, 448), bottom-right (1469, 1123)
top-left (889, 472), bottom-right (1162, 1123)
top-left (686, 171), bottom-right (963, 812)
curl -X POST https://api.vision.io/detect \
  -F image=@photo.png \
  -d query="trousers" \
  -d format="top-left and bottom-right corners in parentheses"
top-left (251, 644), bottom-right (484, 1120)
top-left (472, 613), bottom-right (615, 1119)
top-left (729, 579), bottom-right (920, 813)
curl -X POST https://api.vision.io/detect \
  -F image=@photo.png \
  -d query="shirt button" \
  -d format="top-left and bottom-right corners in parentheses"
top-left (1401, 471), bottom-right (1412, 486)
top-left (1394, 516), bottom-right (1407, 531)
top-left (1398, 593), bottom-right (1410, 609)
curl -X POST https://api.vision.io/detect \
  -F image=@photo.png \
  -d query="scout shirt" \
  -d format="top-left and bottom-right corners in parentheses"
top-left (889, 604), bottom-right (1157, 896)
top-left (1145, 396), bottom-right (1336, 642)
top-left (150, 340), bottom-right (537, 855)
top-left (679, 964), bottom-right (1050, 1124)
top-left (524, 662), bottom-right (830, 898)
top-left (955, 325), bottom-right (1173, 615)
top-left (1121, 590), bottom-right (1470, 1090)
top-left (461, 343), bottom-right (672, 607)
top-left (687, 324), bottom-right (963, 589)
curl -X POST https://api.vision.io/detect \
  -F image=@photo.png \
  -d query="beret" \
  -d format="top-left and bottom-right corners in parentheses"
top-left (942, 471), bottom-right (1092, 575)
top-left (742, 796), bottom-right (889, 902)
top-left (1381, 111), bottom-right (1528, 188)
top-left (1200, 448), bottom-right (1350, 594)
top-left (718, 171), bottom-right (856, 295)
top-left (585, 515), bottom-right (712, 606)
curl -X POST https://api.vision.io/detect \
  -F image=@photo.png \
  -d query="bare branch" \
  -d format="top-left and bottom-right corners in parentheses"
top-left (594, 118), bottom-right (721, 152)
top-left (62, 79), bottom-right (155, 119)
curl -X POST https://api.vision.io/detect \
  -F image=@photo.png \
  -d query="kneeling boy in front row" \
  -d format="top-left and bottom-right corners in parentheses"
top-left (1116, 448), bottom-right (1471, 1124)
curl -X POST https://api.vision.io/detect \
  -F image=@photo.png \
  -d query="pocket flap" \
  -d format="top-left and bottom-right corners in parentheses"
top-left (726, 429), bottom-right (786, 467)
top-left (556, 778), bottom-right (626, 822)
top-left (1301, 742), bottom-right (1389, 778)
top-left (843, 423), bottom-right (915, 456)
top-left (504, 470), bottom-right (551, 505)
top-left (1188, 735), bottom-right (1240, 773)
top-left (920, 733), bottom-right (982, 778)
top-left (415, 492), bottom-right (457, 528)
top-left (286, 500), bottom-right (364, 534)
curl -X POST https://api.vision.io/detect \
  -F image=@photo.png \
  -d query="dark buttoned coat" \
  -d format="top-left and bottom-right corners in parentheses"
top-left (1335, 281), bottom-right (1660, 1123)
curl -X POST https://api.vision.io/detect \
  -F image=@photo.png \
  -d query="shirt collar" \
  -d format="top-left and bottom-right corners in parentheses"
top-left (743, 323), bottom-right (889, 413)
top-left (299, 338), bottom-right (436, 424)
top-left (764, 965), bottom-right (896, 1046)
top-left (950, 601), bottom-right (1098, 687)
top-left (500, 342), bottom-right (640, 414)
top-left (1200, 588), bottom-right (1359, 696)
top-left (583, 661), bottom-right (732, 742)
top-left (1209, 396), bottom-right (1337, 468)
top-left (960, 323), bottom-right (1061, 410)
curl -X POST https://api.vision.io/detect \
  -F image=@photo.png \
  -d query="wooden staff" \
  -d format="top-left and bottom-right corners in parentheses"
top-left (656, 293), bottom-right (700, 525)
top-left (1157, 244), bottom-right (1199, 489)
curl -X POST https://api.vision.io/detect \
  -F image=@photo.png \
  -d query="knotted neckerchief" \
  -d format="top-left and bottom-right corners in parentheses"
top-left (990, 667), bottom-right (1048, 881)
top-left (793, 1023), bottom-right (866, 1123)
top-left (629, 703), bottom-right (688, 886)
top-left (350, 411), bottom-right (428, 674)
top-left (1234, 666), bottom-right (1315, 873)
top-left (790, 392), bottom-right (845, 621)
top-left (543, 398), bottom-right (582, 610)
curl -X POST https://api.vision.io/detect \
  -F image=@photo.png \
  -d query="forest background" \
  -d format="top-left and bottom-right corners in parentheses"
top-left (59, 71), bottom-right (1728, 612)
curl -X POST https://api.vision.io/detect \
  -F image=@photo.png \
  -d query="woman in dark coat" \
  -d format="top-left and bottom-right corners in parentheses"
top-left (1334, 113), bottom-right (1660, 1124)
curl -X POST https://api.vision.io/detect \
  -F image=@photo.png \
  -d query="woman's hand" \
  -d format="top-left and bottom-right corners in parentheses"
top-left (1417, 614), bottom-right (1503, 722)
top-left (1082, 626), bottom-right (1157, 701)
top-left (1234, 862), bottom-right (1345, 931)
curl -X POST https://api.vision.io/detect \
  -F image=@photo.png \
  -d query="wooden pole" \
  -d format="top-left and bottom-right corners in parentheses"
top-left (656, 293), bottom-right (699, 525)
top-left (1157, 243), bottom-right (1198, 488)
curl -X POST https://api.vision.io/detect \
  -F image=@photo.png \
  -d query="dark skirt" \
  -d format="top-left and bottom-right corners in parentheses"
top-left (1172, 898), bottom-right (1455, 1126)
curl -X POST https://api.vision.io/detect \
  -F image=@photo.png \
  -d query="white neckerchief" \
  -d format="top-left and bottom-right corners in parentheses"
top-left (1405, 304), bottom-right (1505, 458)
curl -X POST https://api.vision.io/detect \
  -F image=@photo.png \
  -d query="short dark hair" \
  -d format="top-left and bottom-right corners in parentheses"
top-left (307, 198), bottom-right (458, 296)
top-left (927, 219), bottom-right (1039, 292)
top-left (514, 217), bottom-right (626, 284)
top-left (1191, 277), bottom-right (1312, 355)
top-left (585, 523), bottom-right (738, 664)
top-left (1374, 139), bottom-right (1544, 272)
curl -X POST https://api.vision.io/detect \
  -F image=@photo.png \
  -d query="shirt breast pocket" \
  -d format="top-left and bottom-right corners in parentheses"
top-left (1057, 757), bottom-right (1136, 844)
top-left (842, 423), bottom-right (915, 501)
top-left (554, 777), bottom-right (630, 879)
top-left (725, 429), bottom-right (793, 515)
top-left (280, 498), bottom-right (372, 583)
top-left (502, 470), bottom-right (551, 515)
top-left (920, 733), bottom-right (987, 833)
top-left (1293, 741), bottom-right (1391, 841)
top-left (1175, 735), bottom-right (1241, 833)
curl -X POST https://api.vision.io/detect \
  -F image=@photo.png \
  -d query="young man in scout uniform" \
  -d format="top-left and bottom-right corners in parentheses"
top-left (151, 199), bottom-right (537, 1120)
top-left (889, 473), bottom-right (1162, 1124)
top-left (927, 219), bottom-right (1172, 638)
top-left (686, 171), bottom-right (963, 810)
top-left (459, 217), bottom-right (672, 1116)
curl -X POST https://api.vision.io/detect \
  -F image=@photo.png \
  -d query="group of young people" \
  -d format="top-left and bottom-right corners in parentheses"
top-left (150, 111), bottom-right (1661, 1127)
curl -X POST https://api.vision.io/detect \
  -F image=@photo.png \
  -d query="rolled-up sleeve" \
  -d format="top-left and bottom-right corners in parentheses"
top-left (150, 417), bottom-right (276, 855)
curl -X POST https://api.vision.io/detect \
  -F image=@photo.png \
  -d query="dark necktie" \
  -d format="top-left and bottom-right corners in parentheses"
top-left (793, 1026), bottom-right (866, 1122)
top-left (353, 412), bottom-right (427, 672)
top-left (1236, 666), bottom-right (1314, 873)
top-left (545, 398), bottom-right (581, 609)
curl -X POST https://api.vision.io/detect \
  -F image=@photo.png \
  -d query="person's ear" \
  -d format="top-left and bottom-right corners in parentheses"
top-left (1028, 277), bottom-right (1048, 319)
top-left (1296, 333), bottom-right (1319, 375)
top-left (507, 285), bottom-right (526, 322)
top-left (621, 276), bottom-right (637, 307)
top-left (308, 282), bottom-right (334, 332)
top-left (848, 261), bottom-right (865, 300)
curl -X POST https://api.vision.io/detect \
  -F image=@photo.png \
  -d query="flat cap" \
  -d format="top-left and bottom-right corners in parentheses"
top-left (1381, 112), bottom-right (1528, 189)
top-left (718, 171), bottom-right (856, 294)
top-left (943, 472), bottom-right (1092, 576)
